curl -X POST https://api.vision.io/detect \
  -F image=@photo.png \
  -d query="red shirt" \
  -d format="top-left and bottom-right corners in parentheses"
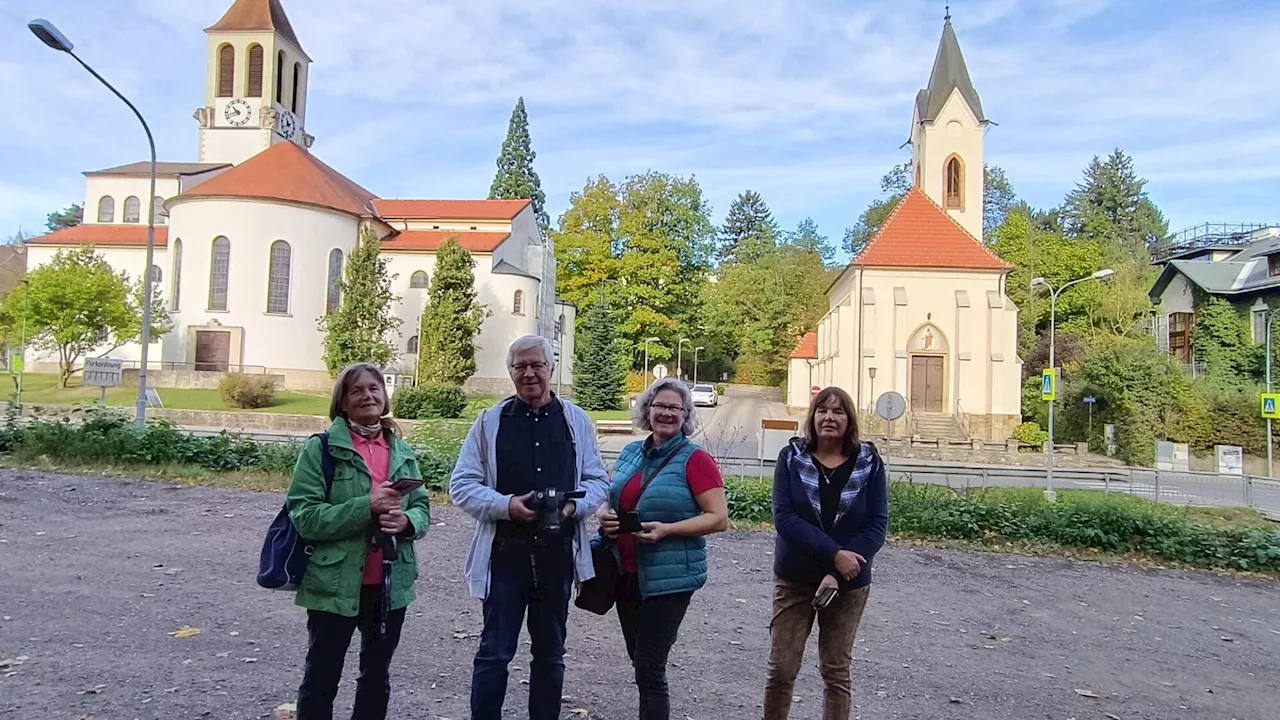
top-left (351, 431), bottom-right (391, 586)
top-left (617, 448), bottom-right (724, 574)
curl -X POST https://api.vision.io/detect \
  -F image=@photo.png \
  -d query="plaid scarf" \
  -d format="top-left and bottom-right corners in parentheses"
top-left (787, 437), bottom-right (876, 528)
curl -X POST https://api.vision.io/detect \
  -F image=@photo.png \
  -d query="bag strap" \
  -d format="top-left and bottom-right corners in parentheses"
top-left (637, 438), bottom-right (686, 500)
top-left (315, 433), bottom-right (335, 501)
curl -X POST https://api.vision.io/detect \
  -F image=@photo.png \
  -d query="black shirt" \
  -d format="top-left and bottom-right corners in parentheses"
top-left (816, 457), bottom-right (855, 532)
top-left (495, 395), bottom-right (577, 537)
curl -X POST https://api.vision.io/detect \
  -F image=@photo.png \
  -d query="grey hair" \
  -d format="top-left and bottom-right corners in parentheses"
top-left (329, 362), bottom-right (392, 422)
top-left (507, 335), bottom-right (556, 373)
top-left (632, 377), bottom-right (697, 436)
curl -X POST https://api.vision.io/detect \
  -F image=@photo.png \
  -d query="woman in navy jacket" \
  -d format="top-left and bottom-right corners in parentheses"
top-left (762, 386), bottom-right (889, 720)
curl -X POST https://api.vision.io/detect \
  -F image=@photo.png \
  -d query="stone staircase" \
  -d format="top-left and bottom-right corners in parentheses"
top-left (911, 413), bottom-right (968, 441)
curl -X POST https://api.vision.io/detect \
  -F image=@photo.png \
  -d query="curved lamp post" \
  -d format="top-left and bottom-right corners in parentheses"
top-left (29, 19), bottom-right (157, 429)
top-left (693, 346), bottom-right (704, 386)
top-left (643, 336), bottom-right (661, 387)
top-left (677, 338), bottom-right (691, 382)
top-left (1031, 268), bottom-right (1114, 500)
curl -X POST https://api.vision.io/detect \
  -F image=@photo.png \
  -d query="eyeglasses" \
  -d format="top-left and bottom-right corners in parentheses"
top-left (512, 362), bottom-right (548, 373)
top-left (652, 403), bottom-right (685, 414)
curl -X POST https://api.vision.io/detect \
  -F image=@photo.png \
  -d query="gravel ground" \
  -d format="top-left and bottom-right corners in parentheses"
top-left (1, 468), bottom-right (1278, 720)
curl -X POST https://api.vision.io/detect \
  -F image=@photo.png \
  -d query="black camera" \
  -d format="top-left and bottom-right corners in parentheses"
top-left (530, 487), bottom-right (585, 538)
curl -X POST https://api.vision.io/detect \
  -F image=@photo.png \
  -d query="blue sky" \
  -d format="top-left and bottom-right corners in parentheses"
top-left (3, 0), bottom-right (1279, 263)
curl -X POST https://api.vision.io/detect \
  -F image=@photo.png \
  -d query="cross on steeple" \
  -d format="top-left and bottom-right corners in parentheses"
top-left (945, 4), bottom-right (951, 21)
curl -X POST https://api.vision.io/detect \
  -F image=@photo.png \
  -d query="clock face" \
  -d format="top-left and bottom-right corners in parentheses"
top-left (276, 110), bottom-right (297, 140)
top-left (224, 99), bottom-right (252, 127)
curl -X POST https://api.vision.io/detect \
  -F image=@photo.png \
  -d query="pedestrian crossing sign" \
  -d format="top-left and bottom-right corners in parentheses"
top-left (1262, 393), bottom-right (1280, 419)
top-left (1040, 369), bottom-right (1056, 401)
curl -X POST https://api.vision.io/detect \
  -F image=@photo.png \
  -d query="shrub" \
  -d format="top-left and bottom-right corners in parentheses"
top-left (724, 476), bottom-right (771, 523)
top-left (218, 373), bottom-right (276, 409)
top-left (1012, 421), bottom-right (1048, 448)
top-left (393, 384), bottom-right (466, 419)
top-left (715, 383), bottom-right (726, 396)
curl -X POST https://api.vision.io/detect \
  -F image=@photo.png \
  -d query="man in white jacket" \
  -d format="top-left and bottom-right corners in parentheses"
top-left (450, 335), bottom-right (609, 720)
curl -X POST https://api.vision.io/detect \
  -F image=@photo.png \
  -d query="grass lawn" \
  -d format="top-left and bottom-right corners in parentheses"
top-left (15, 373), bottom-right (333, 416)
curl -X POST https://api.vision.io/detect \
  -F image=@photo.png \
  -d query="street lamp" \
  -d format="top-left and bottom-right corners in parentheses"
top-left (1031, 268), bottom-right (1114, 501)
top-left (30, 18), bottom-right (157, 429)
top-left (693, 346), bottom-right (704, 386)
top-left (677, 338), bottom-right (692, 382)
top-left (643, 336), bottom-right (661, 387)
top-left (868, 366), bottom-right (877, 420)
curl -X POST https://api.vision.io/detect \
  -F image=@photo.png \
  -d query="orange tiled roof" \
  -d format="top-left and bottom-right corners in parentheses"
top-left (852, 187), bottom-right (1009, 270)
top-left (381, 230), bottom-right (511, 253)
top-left (206, 0), bottom-right (305, 54)
top-left (790, 332), bottom-right (818, 359)
top-left (374, 199), bottom-right (529, 221)
top-left (26, 225), bottom-right (169, 248)
top-left (177, 142), bottom-right (378, 217)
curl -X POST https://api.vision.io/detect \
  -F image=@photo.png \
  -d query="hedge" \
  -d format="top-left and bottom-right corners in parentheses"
top-left (2, 409), bottom-right (1276, 573)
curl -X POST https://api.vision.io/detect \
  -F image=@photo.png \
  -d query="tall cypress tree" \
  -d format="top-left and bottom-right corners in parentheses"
top-left (417, 238), bottom-right (490, 385)
top-left (489, 97), bottom-right (550, 233)
top-left (717, 190), bottom-right (777, 265)
top-left (572, 292), bottom-right (626, 410)
top-left (317, 225), bottom-right (401, 377)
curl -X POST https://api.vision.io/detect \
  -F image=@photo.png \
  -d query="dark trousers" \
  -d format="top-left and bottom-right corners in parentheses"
top-left (470, 534), bottom-right (574, 720)
top-left (296, 586), bottom-right (406, 720)
top-left (615, 574), bottom-right (694, 720)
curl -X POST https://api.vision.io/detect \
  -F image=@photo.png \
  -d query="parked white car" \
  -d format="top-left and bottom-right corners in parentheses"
top-left (691, 383), bottom-right (718, 407)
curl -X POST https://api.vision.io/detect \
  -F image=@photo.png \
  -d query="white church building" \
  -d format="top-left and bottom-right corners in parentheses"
top-left (786, 14), bottom-right (1022, 440)
top-left (24, 0), bottom-right (574, 394)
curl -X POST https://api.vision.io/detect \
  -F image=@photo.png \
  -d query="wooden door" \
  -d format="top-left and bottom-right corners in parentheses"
top-left (910, 355), bottom-right (944, 413)
top-left (195, 331), bottom-right (231, 372)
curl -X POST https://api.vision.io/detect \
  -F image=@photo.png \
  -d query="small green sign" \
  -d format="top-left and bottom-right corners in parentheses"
top-left (1262, 393), bottom-right (1280, 419)
top-left (1040, 368), bottom-right (1057, 401)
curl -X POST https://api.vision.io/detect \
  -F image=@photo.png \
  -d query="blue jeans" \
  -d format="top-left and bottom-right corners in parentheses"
top-left (470, 534), bottom-right (574, 720)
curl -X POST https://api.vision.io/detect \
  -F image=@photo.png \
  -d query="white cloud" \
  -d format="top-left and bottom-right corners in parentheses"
top-left (1, 0), bottom-right (1278, 240)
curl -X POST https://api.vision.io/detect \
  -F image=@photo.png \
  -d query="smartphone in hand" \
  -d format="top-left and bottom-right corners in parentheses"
top-left (387, 478), bottom-right (424, 494)
top-left (618, 511), bottom-right (644, 534)
top-left (813, 585), bottom-right (838, 609)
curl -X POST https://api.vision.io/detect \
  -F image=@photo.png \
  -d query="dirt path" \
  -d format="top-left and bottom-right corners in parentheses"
top-left (1, 469), bottom-right (1277, 720)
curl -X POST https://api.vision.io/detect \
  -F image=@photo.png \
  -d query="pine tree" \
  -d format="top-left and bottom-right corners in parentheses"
top-left (489, 97), bottom-right (550, 233)
top-left (717, 190), bottom-right (777, 265)
top-left (318, 225), bottom-right (401, 377)
top-left (417, 238), bottom-right (490, 385)
top-left (45, 204), bottom-right (83, 233)
top-left (1062, 149), bottom-right (1167, 259)
top-left (572, 292), bottom-right (626, 410)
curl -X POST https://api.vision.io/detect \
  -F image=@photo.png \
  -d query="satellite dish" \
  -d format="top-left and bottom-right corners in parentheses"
top-left (875, 391), bottom-right (906, 421)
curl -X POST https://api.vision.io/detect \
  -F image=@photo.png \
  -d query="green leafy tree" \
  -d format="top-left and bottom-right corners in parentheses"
top-left (45, 204), bottom-right (83, 233)
top-left (553, 171), bottom-right (714, 368)
top-left (983, 165), bottom-right (1017, 240)
top-left (317, 226), bottom-right (401, 377)
top-left (785, 217), bottom-right (835, 265)
top-left (417, 238), bottom-right (490, 385)
top-left (489, 97), bottom-right (549, 233)
top-left (0, 247), bottom-right (170, 386)
top-left (718, 190), bottom-right (778, 265)
top-left (572, 293), bottom-right (627, 410)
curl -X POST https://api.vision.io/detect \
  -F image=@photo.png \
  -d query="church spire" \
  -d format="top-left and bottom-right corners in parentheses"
top-left (206, 0), bottom-right (305, 57)
top-left (914, 12), bottom-right (984, 123)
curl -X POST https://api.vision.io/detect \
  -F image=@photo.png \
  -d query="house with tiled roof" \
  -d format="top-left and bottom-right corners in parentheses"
top-left (23, 0), bottom-right (573, 393)
top-left (785, 13), bottom-right (1022, 441)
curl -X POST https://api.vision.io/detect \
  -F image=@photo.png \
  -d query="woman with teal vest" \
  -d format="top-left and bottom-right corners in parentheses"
top-left (598, 377), bottom-right (729, 720)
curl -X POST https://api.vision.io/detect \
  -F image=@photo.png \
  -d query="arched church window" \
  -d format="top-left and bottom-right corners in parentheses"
top-left (513, 290), bottom-right (525, 315)
top-left (410, 271), bottom-right (429, 289)
top-left (246, 44), bottom-right (264, 97)
top-left (944, 156), bottom-right (963, 209)
top-left (276, 51), bottom-right (285, 104)
top-left (170, 238), bottom-right (183, 311)
top-left (217, 44), bottom-right (235, 98)
top-left (326, 248), bottom-right (343, 314)
top-left (153, 197), bottom-right (165, 224)
top-left (97, 196), bottom-right (114, 223)
top-left (407, 335), bottom-right (419, 354)
top-left (123, 196), bottom-right (141, 223)
top-left (209, 237), bottom-right (230, 311)
top-left (267, 240), bottom-right (292, 314)
top-left (291, 63), bottom-right (302, 113)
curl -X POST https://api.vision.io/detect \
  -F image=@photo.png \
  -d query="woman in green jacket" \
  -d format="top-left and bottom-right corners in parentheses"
top-left (286, 362), bottom-right (430, 720)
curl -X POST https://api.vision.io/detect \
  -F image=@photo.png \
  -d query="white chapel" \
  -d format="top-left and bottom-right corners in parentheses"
top-left (24, 0), bottom-right (574, 394)
top-left (786, 13), bottom-right (1022, 440)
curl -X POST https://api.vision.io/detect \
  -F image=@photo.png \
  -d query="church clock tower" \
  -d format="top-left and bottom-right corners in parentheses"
top-left (909, 11), bottom-right (987, 239)
top-left (195, 0), bottom-right (314, 165)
